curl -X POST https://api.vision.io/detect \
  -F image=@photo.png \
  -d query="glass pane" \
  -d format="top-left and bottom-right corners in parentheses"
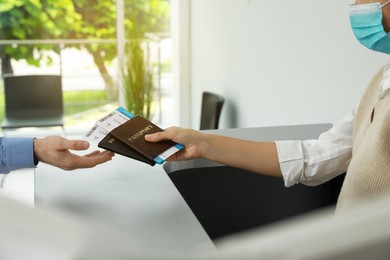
top-left (0, 0), bottom-right (173, 133)
top-left (0, 1), bottom-right (118, 132)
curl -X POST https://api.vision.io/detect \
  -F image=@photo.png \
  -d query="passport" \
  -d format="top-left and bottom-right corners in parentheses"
top-left (98, 115), bottom-right (179, 165)
top-left (98, 133), bottom-right (156, 166)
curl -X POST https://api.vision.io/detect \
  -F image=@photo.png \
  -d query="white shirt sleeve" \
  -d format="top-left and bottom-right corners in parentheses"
top-left (275, 107), bottom-right (355, 187)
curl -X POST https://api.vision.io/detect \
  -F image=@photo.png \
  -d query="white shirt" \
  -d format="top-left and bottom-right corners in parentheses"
top-left (275, 65), bottom-right (390, 187)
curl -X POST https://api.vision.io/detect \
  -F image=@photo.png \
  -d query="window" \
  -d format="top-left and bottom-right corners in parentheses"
top-left (0, 0), bottom-right (174, 132)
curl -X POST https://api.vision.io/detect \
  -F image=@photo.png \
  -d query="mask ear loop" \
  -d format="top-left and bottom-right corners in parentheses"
top-left (381, 0), bottom-right (390, 8)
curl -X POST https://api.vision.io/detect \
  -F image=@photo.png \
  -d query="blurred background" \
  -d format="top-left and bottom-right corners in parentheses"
top-left (0, 0), bottom-right (174, 136)
top-left (1, 0), bottom-right (390, 206)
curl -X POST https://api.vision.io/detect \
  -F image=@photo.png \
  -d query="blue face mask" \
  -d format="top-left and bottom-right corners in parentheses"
top-left (349, 1), bottom-right (390, 54)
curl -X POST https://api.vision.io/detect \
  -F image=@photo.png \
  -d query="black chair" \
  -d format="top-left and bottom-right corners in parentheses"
top-left (200, 91), bottom-right (225, 130)
top-left (1, 75), bottom-right (64, 130)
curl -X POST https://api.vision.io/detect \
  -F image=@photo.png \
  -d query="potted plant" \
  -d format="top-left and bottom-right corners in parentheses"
top-left (122, 25), bottom-right (154, 120)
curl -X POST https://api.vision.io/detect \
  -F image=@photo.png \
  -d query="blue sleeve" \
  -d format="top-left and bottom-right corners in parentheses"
top-left (0, 137), bottom-right (36, 174)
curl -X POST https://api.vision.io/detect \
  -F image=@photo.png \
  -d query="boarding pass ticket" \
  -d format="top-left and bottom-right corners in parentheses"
top-left (84, 107), bottom-right (134, 143)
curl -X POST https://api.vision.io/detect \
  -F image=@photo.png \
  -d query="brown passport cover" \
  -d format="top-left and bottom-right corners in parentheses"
top-left (98, 133), bottom-right (156, 166)
top-left (106, 115), bottom-right (176, 163)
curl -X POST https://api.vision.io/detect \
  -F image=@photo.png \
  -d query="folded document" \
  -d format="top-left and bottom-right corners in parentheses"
top-left (84, 107), bottom-right (183, 166)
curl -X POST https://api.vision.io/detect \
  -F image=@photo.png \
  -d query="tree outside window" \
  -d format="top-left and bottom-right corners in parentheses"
top-left (0, 0), bottom-right (171, 129)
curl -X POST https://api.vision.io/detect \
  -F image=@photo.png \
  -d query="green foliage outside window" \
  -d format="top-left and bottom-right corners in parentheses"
top-left (122, 24), bottom-right (154, 119)
top-left (0, 0), bottom-right (170, 102)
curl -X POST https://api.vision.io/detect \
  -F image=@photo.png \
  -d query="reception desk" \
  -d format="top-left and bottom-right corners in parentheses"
top-left (35, 123), bottom-right (341, 247)
top-left (35, 149), bottom-right (215, 253)
top-left (31, 123), bottom-right (390, 259)
top-left (164, 124), bottom-right (346, 239)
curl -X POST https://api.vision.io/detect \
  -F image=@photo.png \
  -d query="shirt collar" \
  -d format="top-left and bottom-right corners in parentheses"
top-left (380, 65), bottom-right (390, 99)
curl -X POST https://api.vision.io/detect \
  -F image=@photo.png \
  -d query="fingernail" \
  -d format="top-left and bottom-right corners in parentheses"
top-left (83, 141), bottom-right (90, 149)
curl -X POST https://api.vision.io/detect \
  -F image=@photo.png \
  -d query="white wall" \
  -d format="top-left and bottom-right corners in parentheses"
top-left (189, 0), bottom-right (389, 129)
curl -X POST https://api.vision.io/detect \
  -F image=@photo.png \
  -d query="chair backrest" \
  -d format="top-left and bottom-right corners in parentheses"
top-left (3, 75), bottom-right (63, 119)
top-left (200, 91), bottom-right (225, 130)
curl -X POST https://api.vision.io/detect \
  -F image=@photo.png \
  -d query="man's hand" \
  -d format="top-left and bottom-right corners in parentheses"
top-left (33, 136), bottom-right (114, 170)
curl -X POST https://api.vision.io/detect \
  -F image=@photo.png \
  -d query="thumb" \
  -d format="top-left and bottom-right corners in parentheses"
top-left (145, 131), bottom-right (166, 142)
top-left (63, 139), bottom-right (90, 151)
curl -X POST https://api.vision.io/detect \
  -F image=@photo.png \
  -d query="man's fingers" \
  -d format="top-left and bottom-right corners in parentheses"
top-left (70, 140), bottom-right (90, 150)
top-left (60, 139), bottom-right (90, 151)
top-left (84, 150), bottom-right (115, 158)
top-left (63, 153), bottom-right (114, 170)
top-left (84, 150), bottom-right (101, 157)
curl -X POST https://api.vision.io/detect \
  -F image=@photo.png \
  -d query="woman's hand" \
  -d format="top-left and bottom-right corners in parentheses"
top-left (145, 127), bottom-right (203, 161)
